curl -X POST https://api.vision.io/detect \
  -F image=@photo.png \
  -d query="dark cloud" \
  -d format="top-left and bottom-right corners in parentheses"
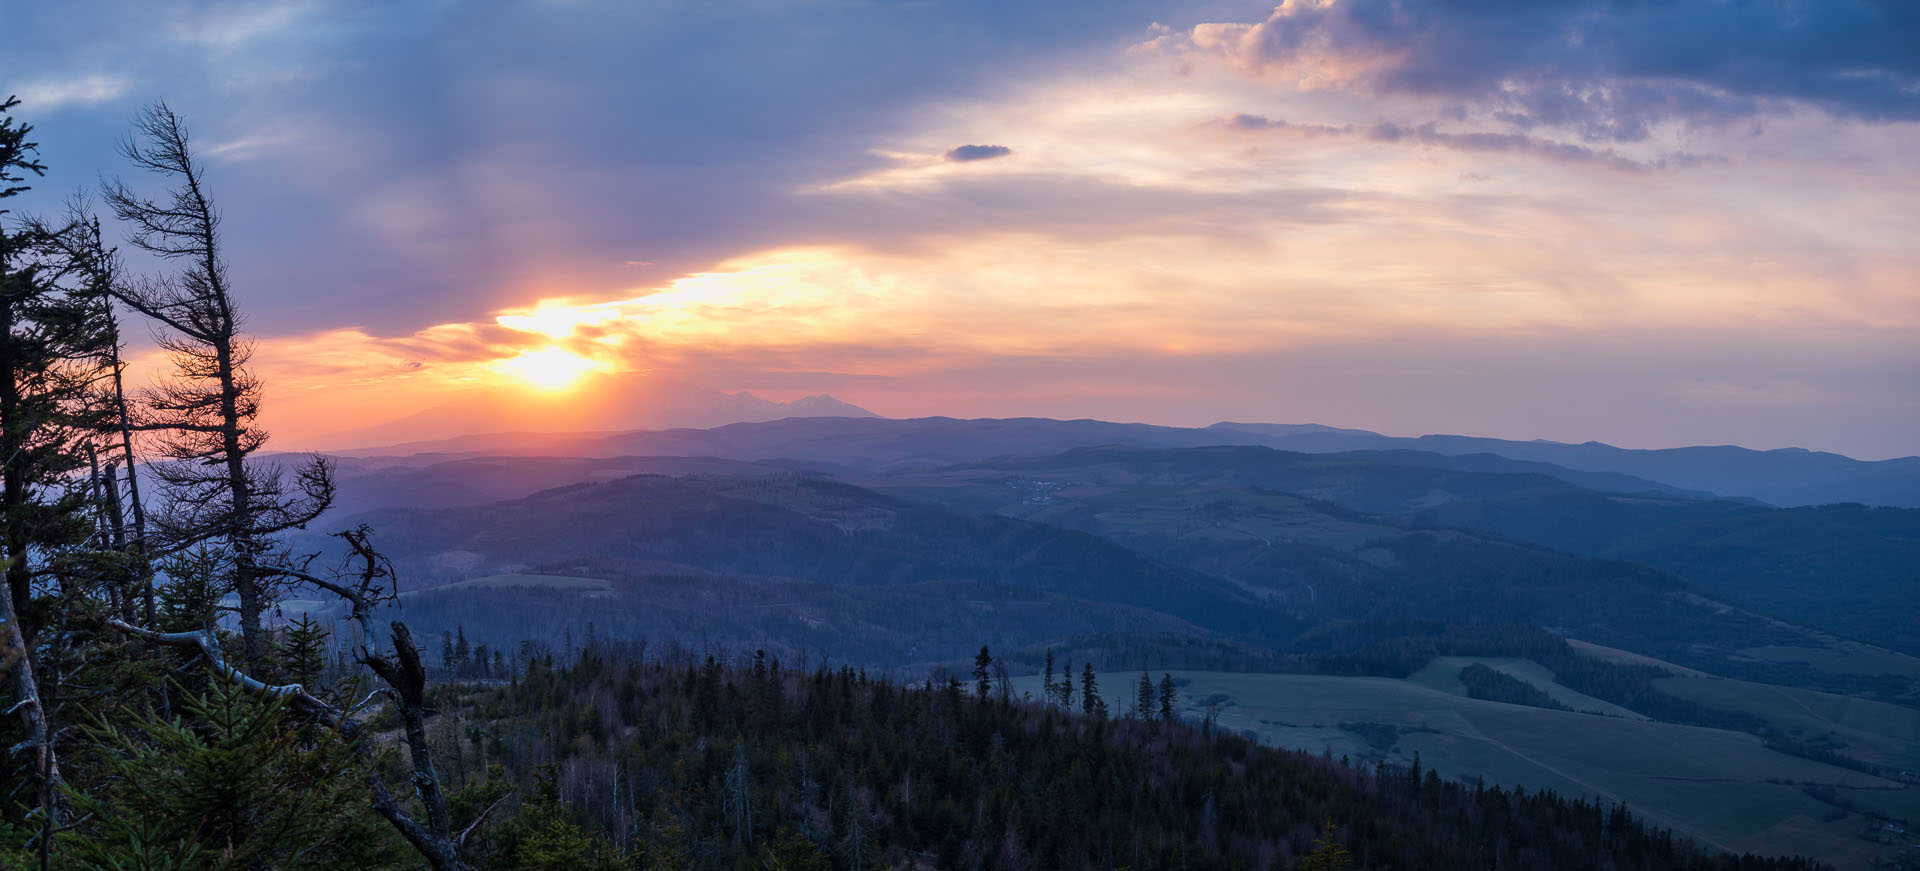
top-left (1213, 114), bottom-right (1699, 172)
top-left (1218, 113), bottom-right (1346, 136)
top-left (1194, 0), bottom-right (1920, 140)
top-left (946, 144), bottom-right (1013, 162)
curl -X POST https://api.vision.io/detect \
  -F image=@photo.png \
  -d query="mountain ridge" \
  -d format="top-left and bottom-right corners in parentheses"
top-left (327, 415), bottom-right (1920, 507)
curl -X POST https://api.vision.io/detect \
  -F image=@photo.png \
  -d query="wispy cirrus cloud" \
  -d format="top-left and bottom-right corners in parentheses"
top-left (10, 76), bottom-right (129, 110)
top-left (167, 0), bottom-right (311, 46)
top-left (1206, 113), bottom-right (1709, 172)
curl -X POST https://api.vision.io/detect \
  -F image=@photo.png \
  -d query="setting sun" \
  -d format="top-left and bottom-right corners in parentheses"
top-left (493, 347), bottom-right (603, 391)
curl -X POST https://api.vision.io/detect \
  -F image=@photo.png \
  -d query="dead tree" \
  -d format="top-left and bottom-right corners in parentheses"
top-left (106, 527), bottom-right (492, 871)
top-left (101, 102), bottom-right (332, 668)
top-left (364, 621), bottom-right (467, 870)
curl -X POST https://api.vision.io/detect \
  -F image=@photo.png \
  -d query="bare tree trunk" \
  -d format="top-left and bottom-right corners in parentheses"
top-left (366, 621), bottom-right (463, 869)
top-left (104, 332), bottom-right (153, 626)
top-left (103, 103), bottom-right (332, 670)
top-left (216, 339), bottom-right (265, 665)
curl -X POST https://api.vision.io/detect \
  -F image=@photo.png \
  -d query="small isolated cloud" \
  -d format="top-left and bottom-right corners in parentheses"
top-left (946, 144), bottom-right (1012, 162)
top-left (11, 76), bottom-right (128, 110)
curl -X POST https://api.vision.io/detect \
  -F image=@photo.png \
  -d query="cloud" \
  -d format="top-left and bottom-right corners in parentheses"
top-left (1206, 114), bottom-right (1702, 172)
top-left (202, 119), bottom-right (311, 161)
top-left (1216, 113), bottom-right (1346, 136)
top-left (11, 76), bottom-right (128, 110)
top-left (169, 1), bottom-right (309, 46)
top-left (1363, 121), bottom-right (1663, 172)
top-left (945, 144), bottom-right (1013, 162)
top-left (1174, 0), bottom-right (1920, 139)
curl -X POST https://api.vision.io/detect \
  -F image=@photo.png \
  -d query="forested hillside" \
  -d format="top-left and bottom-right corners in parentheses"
top-left (428, 646), bottom-right (1829, 870)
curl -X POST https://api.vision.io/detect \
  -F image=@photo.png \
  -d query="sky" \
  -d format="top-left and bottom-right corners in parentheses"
top-left (3, 0), bottom-right (1917, 458)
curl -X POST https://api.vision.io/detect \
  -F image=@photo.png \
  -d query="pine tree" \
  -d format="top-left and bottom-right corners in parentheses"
top-left (60, 681), bottom-right (406, 869)
top-left (1042, 649), bottom-right (1056, 706)
top-left (155, 545), bottom-right (224, 632)
top-left (453, 626), bottom-right (470, 677)
top-left (0, 95), bottom-right (119, 846)
top-left (489, 769), bottom-right (619, 871)
top-left (1159, 673), bottom-right (1177, 722)
top-left (973, 645), bottom-right (992, 699)
top-left (1294, 821), bottom-right (1353, 871)
top-left (1056, 659), bottom-right (1074, 709)
top-left (1137, 670), bottom-right (1154, 720)
top-left (1080, 664), bottom-right (1100, 719)
top-left (274, 614), bottom-right (328, 686)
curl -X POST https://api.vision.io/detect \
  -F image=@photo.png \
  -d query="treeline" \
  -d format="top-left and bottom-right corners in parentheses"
top-left (1288, 620), bottom-right (1770, 732)
top-left (1456, 663), bottom-right (1574, 712)
top-left (428, 643), bottom-right (1826, 870)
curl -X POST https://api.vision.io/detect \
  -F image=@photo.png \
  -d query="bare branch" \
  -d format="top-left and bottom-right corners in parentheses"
top-left (101, 618), bottom-right (346, 727)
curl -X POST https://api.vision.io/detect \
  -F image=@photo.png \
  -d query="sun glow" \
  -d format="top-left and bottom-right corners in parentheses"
top-left (493, 347), bottom-right (603, 391)
top-left (496, 299), bottom-right (623, 339)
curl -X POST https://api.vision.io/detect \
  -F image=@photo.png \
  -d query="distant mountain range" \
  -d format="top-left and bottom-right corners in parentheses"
top-left (1207, 422), bottom-right (1920, 509)
top-left (309, 443), bottom-right (1920, 682)
top-left (308, 374), bottom-right (873, 449)
top-left (330, 415), bottom-right (1920, 508)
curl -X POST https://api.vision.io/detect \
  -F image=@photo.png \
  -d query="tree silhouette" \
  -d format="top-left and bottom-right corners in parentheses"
top-left (101, 102), bottom-right (334, 669)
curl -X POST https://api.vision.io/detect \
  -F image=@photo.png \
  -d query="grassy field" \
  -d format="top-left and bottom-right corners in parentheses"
top-left (1654, 675), bottom-right (1920, 771)
top-left (1014, 669), bottom-right (1917, 869)
top-left (1735, 644), bottom-right (1920, 681)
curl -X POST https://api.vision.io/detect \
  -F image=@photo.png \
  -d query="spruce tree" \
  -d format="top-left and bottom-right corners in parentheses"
top-left (1080, 664), bottom-right (1100, 719)
top-left (972, 645), bottom-right (992, 699)
top-left (1042, 649), bottom-right (1055, 706)
top-left (274, 614), bottom-right (328, 686)
top-left (454, 626), bottom-right (470, 677)
top-left (60, 681), bottom-right (406, 869)
top-left (1294, 821), bottom-right (1353, 871)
